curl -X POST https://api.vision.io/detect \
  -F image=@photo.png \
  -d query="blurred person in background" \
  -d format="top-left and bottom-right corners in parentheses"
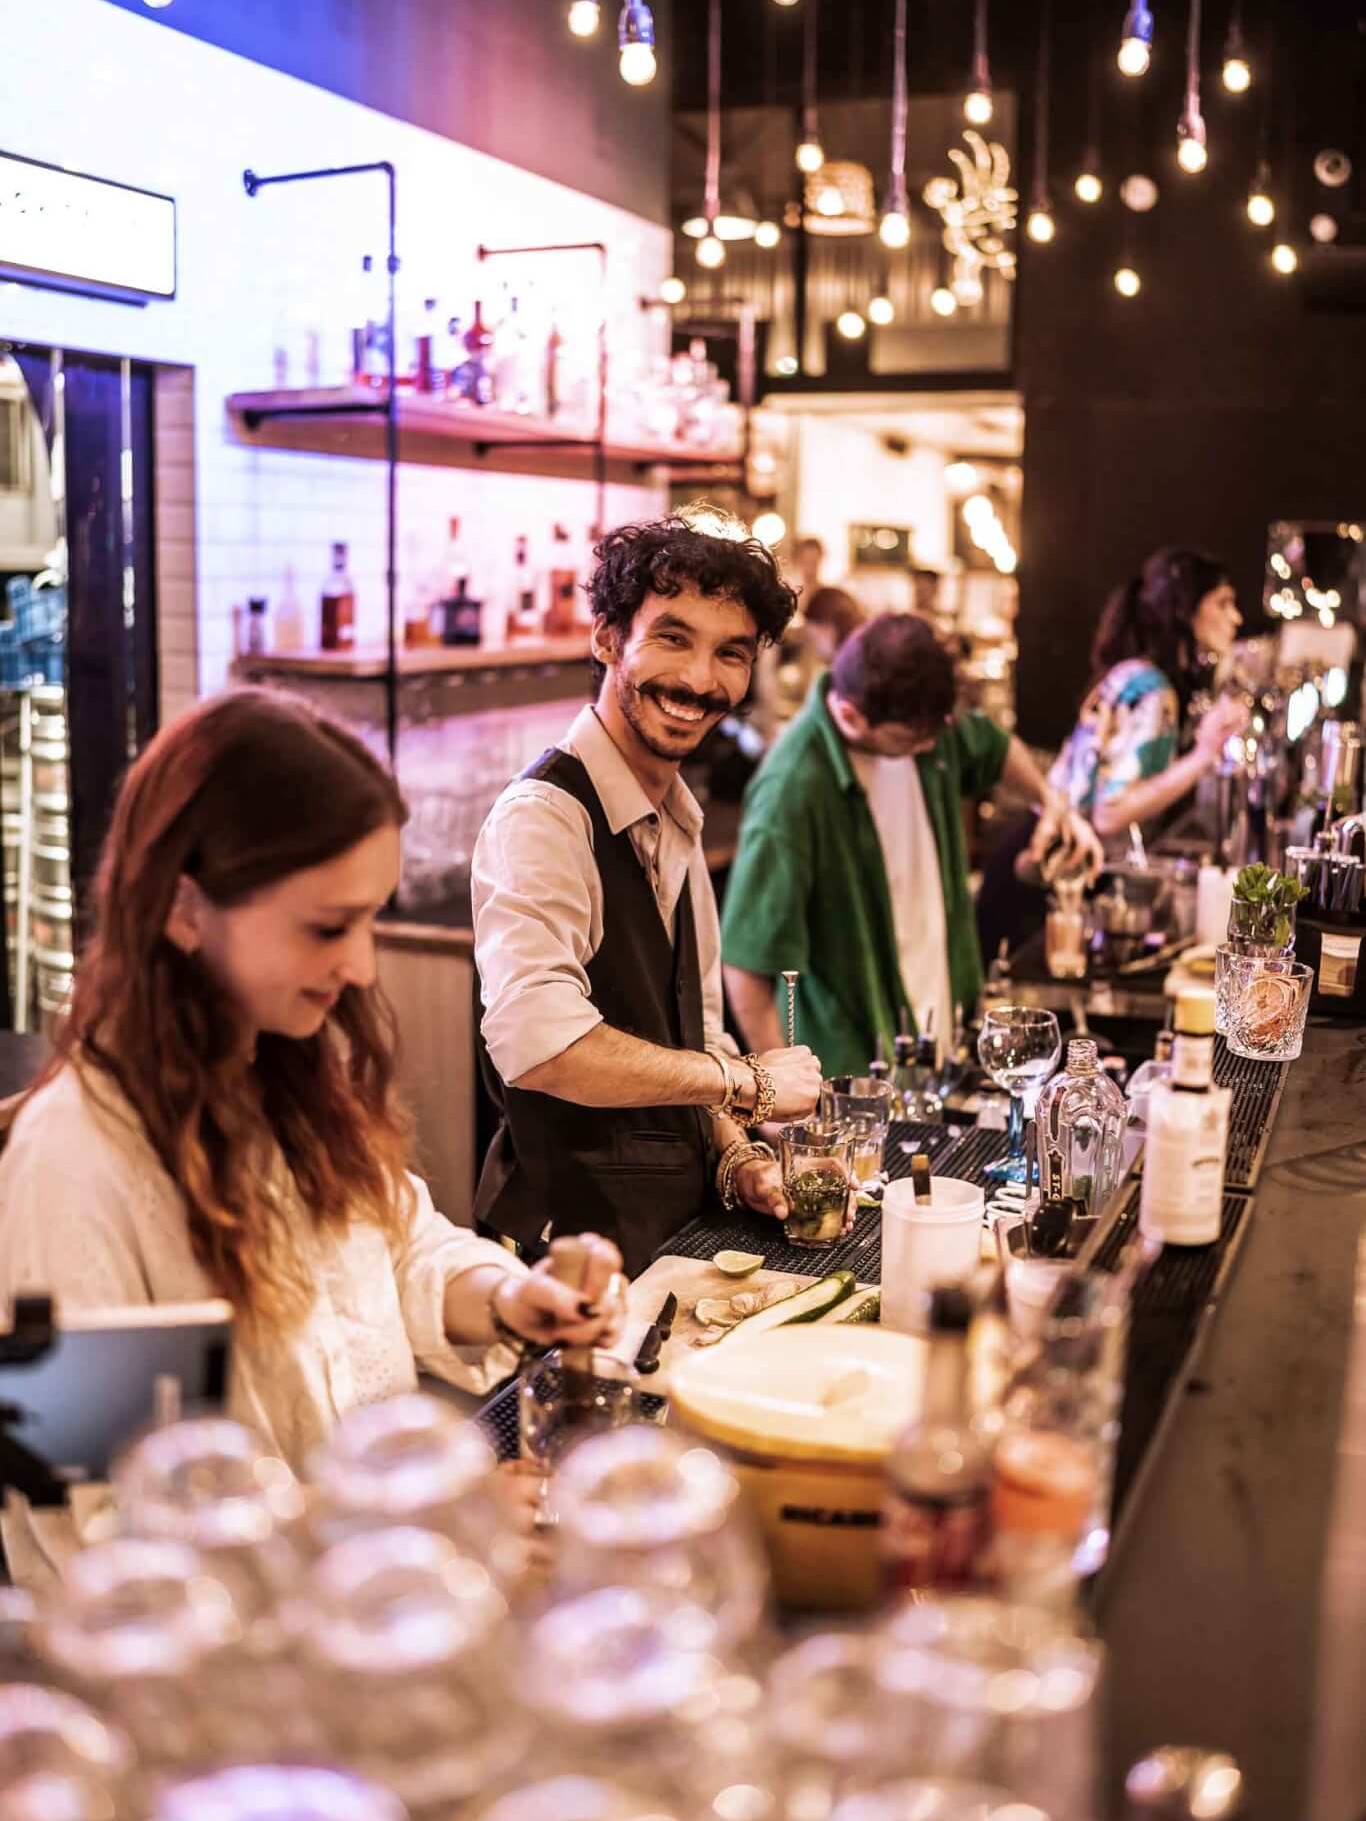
top-left (791, 535), bottom-right (826, 602)
top-left (802, 585), bottom-right (867, 667)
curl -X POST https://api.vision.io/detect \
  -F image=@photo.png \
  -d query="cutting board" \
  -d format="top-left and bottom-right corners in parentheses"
top-left (616, 1253), bottom-right (816, 1394)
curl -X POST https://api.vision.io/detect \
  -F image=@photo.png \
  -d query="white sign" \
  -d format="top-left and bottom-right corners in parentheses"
top-left (0, 151), bottom-right (176, 303)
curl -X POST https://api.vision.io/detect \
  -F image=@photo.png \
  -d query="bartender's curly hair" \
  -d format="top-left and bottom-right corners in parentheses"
top-left (587, 509), bottom-right (798, 684)
top-left (36, 690), bottom-right (414, 1333)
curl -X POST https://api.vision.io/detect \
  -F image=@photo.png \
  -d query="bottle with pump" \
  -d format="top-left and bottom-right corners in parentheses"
top-left (1139, 986), bottom-right (1230, 1246)
top-left (883, 1285), bottom-right (993, 1597)
top-left (319, 543), bottom-right (356, 651)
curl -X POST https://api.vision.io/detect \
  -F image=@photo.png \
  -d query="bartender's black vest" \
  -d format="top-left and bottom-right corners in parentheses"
top-left (473, 747), bottom-right (711, 1277)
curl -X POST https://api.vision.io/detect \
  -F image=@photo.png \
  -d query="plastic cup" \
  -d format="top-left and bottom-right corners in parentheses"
top-left (880, 1176), bottom-right (986, 1334)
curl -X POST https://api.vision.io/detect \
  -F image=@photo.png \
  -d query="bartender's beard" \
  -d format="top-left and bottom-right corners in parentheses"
top-left (614, 668), bottom-right (733, 761)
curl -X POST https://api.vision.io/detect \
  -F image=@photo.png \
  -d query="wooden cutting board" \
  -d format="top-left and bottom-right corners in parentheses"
top-left (617, 1253), bottom-right (816, 1394)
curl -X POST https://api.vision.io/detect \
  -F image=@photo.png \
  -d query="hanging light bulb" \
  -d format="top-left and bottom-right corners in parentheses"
top-left (1310, 213), bottom-right (1339, 244)
top-left (618, 0), bottom-right (657, 84)
top-left (755, 220), bottom-right (782, 249)
top-left (964, 0), bottom-right (993, 124)
top-left (1271, 242), bottom-right (1298, 275)
top-left (796, 136), bottom-right (825, 174)
top-left (567, 0), bottom-right (601, 36)
top-left (1221, 15), bottom-right (1251, 91)
top-left (930, 286), bottom-right (959, 317)
top-left (1075, 165), bottom-right (1104, 204)
top-left (1177, 111), bottom-right (1207, 172)
top-left (696, 234), bottom-right (726, 269)
top-left (879, 207), bottom-right (911, 249)
top-left (773, 0), bottom-right (800, 7)
top-left (836, 310), bottom-right (867, 340)
top-left (1026, 203), bottom-right (1056, 243)
top-left (1246, 165), bottom-right (1275, 227)
top-left (868, 295), bottom-right (895, 326)
top-left (964, 89), bottom-right (994, 126)
top-left (752, 511), bottom-right (787, 545)
top-left (1118, 0), bottom-right (1155, 76)
top-left (660, 276), bottom-right (687, 304)
top-left (1114, 265), bottom-right (1142, 296)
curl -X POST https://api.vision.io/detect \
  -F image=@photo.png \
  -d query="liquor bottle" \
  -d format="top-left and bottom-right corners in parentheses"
top-left (454, 303), bottom-right (495, 407)
top-left (245, 596), bottom-right (269, 656)
top-left (414, 297), bottom-right (440, 395)
top-left (510, 536), bottom-right (540, 639)
top-left (493, 294), bottom-right (534, 415)
top-left (1139, 986), bottom-right (1230, 1246)
top-left (545, 310), bottom-right (564, 419)
top-left (883, 1285), bottom-right (993, 1597)
top-left (1034, 1038), bottom-right (1126, 1219)
top-left (545, 524), bottom-right (578, 635)
top-left (320, 543), bottom-right (356, 651)
top-left (436, 519), bottom-right (482, 646)
top-left (890, 1032), bottom-right (917, 1119)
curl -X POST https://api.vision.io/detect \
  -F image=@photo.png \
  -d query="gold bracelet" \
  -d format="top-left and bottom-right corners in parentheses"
top-left (704, 1050), bottom-right (737, 1119)
top-left (742, 1054), bottom-right (777, 1126)
top-left (717, 1138), bottom-right (777, 1211)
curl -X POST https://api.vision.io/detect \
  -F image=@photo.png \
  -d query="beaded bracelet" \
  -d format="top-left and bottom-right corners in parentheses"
top-left (717, 1138), bottom-right (778, 1211)
top-left (742, 1053), bottom-right (777, 1126)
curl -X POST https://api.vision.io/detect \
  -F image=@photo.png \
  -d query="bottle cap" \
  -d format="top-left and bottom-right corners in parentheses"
top-left (1066, 1037), bottom-right (1099, 1071)
top-left (1174, 986), bottom-right (1216, 1038)
top-left (248, 597), bottom-right (267, 612)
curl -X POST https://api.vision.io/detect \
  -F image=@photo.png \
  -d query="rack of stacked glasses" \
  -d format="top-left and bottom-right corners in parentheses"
top-left (0, 576), bottom-right (71, 1034)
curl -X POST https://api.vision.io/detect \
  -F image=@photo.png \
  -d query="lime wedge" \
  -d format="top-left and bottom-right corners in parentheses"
top-left (713, 1250), bottom-right (765, 1278)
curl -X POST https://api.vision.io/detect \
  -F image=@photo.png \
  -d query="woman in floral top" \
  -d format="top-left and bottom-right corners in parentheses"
top-left (1050, 546), bottom-right (1249, 851)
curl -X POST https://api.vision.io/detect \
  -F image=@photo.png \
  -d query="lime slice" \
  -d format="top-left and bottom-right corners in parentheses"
top-left (695, 1298), bottom-right (740, 1326)
top-left (713, 1250), bottom-right (765, 1278)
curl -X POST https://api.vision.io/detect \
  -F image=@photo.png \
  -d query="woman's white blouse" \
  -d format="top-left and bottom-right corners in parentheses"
top-left (0, 1065), bottom-right (525, 1472)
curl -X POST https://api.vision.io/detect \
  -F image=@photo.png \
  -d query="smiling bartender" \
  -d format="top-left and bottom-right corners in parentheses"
top-left (471, 513), bottom-right (822, 1276)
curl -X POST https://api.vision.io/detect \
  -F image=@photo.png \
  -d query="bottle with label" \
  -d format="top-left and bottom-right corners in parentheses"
top-left (510, 536), bottom-right (541, 639)
top-left (454, 302), bottom-right (495, 407)
top-left (883, 1285), bottom-right (993, 1597)
top-left (545, 310), bottom-right (564, 419)
top-left (320, 543), bottom-right (356, 651)
top-left (414, 297), bottom-right (441, 394)
top-left (1034, 1039), bottom-right (1126, 1220)
top-left (890, 1032), bottom-right (917, 1119)
top-left (545, 524), bottom-right (579, 635)
top-left (493, 294), bottom-right (535, 415)
top-left (245, 596), bottom-right (269, 656)
top-left (1139, 986), bottom-right (1230, 1246)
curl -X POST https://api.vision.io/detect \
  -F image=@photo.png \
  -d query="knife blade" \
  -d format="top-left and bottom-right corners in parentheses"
top-left (655, 1291), bottom-right (678, 1340)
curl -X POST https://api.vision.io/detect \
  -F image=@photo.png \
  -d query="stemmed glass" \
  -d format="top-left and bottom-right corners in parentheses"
top-left (977, 1006), bottom-right (1062, 1185)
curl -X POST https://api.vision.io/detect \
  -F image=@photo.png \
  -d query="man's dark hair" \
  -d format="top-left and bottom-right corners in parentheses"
top-left (587, 514), bottom-right (798, 684)
top-left (830, 611), bottom-right (957, 730)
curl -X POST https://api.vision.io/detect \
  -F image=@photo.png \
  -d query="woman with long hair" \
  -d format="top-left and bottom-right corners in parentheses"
top-left (0, 690), bottom-right (622, 1477)
top-left (1049, 546), bottom-right (1248, 846)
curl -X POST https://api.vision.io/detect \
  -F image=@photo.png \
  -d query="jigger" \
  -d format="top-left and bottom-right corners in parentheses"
top-left (782, 970), bottom-right (799, 1047)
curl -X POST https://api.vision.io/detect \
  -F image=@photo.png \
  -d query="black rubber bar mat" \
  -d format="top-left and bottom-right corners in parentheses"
top-left (1211, 1037), bottom-right (1290, 1191)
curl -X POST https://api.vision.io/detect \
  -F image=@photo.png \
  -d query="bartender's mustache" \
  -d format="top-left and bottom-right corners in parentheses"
top-left (635, 680), bottom-right (732, 719)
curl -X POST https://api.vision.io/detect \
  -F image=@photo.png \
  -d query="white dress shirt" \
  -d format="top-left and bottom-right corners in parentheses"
top-left (472, 705), bottom-right (734, 1085)
top-left (850, 750), bottom-right (955, 1049)
top-left (0, 1064), bottom-right (525, 1474)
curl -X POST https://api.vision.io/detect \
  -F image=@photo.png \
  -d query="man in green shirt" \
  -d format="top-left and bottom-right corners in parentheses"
top-left (722, 613), bottom-right (1101, 1075)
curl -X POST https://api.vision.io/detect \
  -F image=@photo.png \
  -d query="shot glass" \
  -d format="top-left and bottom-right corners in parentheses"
top-left (880, 1175), bottom-right (986, 1333)
top-left (820, 1077), bottom-right (896, 1186)
top-left (779, 1121), bottom-right (856, 1248)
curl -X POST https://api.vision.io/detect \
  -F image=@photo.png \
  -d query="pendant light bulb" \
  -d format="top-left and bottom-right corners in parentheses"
top-left (930, 286), bottom-right (958, 317)
top-left (1026, 205), bottom-right (1056, 244)
top-left (696, 233), bottom-right (726, 270)
top-left (567, 0), bottom-right (601, 36)
top-left (836, 310), bottom-right (867, 340)
top-left (964, 88), bottom-right (994, 126)
top-left (1075, 169), bottom-right (1104, 204)
top-left (1271, 242), bottom-right (1298, 275)
top-left (659, 276), bottom-right (687, 304)
top-left (879, 208), bottom-right (911, 249)
top-left (1118, 0), bottom-right (1154, 77)
top-left (1114, 265), bottom-right (1142, 297)
top-left (1177, 105), bottom-right (1208, 174)
top-left (796, 138), bottom-right (825, 174)
top-left (618, 0), bottom-right (657, 84)
top-left (1246, 187), bottom-right (1275, 228)
top-left (1222, 18), bottom-right (1251, 91)
top-left (868, 295), bottom-right (895, 326)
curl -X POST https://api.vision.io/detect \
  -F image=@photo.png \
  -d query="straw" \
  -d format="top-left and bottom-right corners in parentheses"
top-left (910, 1151), bottom-right (933, 1206)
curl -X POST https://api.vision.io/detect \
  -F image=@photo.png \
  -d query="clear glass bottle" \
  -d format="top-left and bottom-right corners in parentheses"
top-left (882, 1286), bottom-right (993, 1597)
top-left (1033, 1038), bottom-right (1126, 1219)
top-left (1139, 987), bottom-right (1230, 1247)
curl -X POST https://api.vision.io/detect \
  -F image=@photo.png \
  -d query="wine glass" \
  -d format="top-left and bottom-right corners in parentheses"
top-left (977, 1006), bottom-right (1062, 1185)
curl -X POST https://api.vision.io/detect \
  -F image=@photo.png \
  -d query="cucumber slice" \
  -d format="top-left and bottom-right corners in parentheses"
top-left (720, 1271), bottom-right (857, 1343)
top-left (830, 1288), bottom-right (881, 1324)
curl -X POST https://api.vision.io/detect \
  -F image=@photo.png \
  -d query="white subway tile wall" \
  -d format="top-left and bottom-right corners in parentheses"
top-left (1, 0), bottom-right (672, 725)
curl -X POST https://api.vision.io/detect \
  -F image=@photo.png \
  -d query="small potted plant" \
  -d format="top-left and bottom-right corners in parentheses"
top-left (1227, 863), bottom-right (1309, 956)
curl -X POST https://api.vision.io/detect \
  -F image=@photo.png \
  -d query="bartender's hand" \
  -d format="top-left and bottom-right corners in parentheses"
top-left (491, 1235), bottom-right (626, 1348)
top-left (743, 1046), bottom-right (823, 1120)
top-left (1027, 795), bottom-right (1104, 883)
top-left (1194, 695), bottom-right (1251, 765)
top-left (734, 1155), bottom-right (855, 1236)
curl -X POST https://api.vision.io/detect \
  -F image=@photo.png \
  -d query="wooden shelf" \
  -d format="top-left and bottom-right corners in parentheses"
top-left (226, 387), bottom-right (745, 478)
top-left (233, 636), bottom-right (592, 681)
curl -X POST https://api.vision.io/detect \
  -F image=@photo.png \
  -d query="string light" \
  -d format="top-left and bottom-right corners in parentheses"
top-left (964, 0), bottom-right (993, 124)
top-left (1271, 242), bottom-right (1298, 274)
top-left (1221, 7), bottom-right (1251, 90)
top-left (1114, 265), bottom-right (1142, 296)
top-left (567, 0), bottom-right (600, 36)
top-left (618, 1), bottom-right (657, 84)
top-left (660, 276), bottom-right (687, 304)
top-left (880, 0), bottom-right (912, 249)
top-left (796, 0), bottom-right (824, 173)
top-left (931, 286), bottom-right (958, 316)
top-left (1026, 4), bottom-right (1055, 248)
top-left (868, 295), bottom-right (895, 325)
top-left (1177, 115), bottom-right (1208, 172)
top-left (1121, 173), bottom-right (1159, 211)
top-left (1075, 165), bottom-right (1103, 204)
top-left (1176, 0), bottom-right (1206, 173)
top-left (692, 0), bottom-right (723, 269)
top-left (752, 511), bottom-right (787, 545)
top-left (1246, 164), bottom-right (1275, 227)
top-left (1118, 0), bottom-right (1154, 76)
top-left (796, 139), bottom-right (825, 174)
top-left (1310, 213), bottom-right (1339, 244)
top-left (1026, 205), bottom-right (1056, 243)
top-left (755, 220), bottom-right (782, 249)
top-left (836, 310), bottom-right (867, 339)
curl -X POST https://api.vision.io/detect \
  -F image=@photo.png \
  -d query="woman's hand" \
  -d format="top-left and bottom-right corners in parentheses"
top-left (490, 1235), bottom-right (626, 1350)
top-left (1194, 695), bottom-right (1250, 766)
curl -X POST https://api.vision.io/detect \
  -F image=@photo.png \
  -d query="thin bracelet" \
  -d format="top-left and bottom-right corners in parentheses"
top-left (704, 1049), bottom-right (737, 1119)
top-left (717, 1138), bottom-right (778, 1211)
top-left (487, 1275), bottom-right (532, 1357)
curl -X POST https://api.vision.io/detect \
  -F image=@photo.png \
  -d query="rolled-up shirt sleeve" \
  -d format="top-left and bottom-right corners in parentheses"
top-left (391, 1173), bottom-right (529, 1393)
top-left (471, 782), bottom-right (605, 1084)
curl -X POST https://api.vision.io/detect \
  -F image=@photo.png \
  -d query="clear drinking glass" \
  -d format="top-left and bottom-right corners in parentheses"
top-left (877, 1598), bottom-right (1102, 1821)
top-left (0, 1684), bottom-right (133, 1821)
top-left (779, 1120), bottom-right (856, 1247)
top-left (821, 1078), bottom-right (896, 1185)
top-left (977, 1007), bottom-right (1062, 1185)
top-left (552, 1425), bottom-right (768, 1652)
top-left (768, 1632), bottom-right (902, 1814)
top-left (1219, 952), bottom-right (1313, 1061)
top-left (519, 1348), bottom-right (638, 1526)
top-left (152, 1765), bottom-right (409, 1821)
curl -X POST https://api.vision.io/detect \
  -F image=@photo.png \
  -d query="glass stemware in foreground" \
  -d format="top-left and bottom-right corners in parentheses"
top-left (977, 1006), bottom-right (1062, 1185)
